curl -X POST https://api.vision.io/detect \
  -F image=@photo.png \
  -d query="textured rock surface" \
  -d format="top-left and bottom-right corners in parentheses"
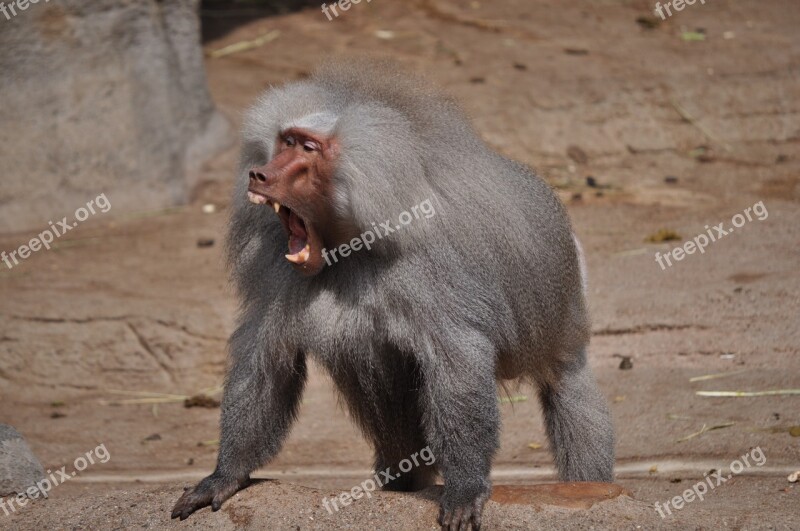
top-left (0, 0), bottom-right (229, 231)
top-left (0, 424), bottom-right (45, 497)
top-left (3, 479), bottom-right (652, 530)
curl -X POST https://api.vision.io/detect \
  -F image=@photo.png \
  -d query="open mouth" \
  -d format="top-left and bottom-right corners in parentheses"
top-left (248, 191), bottom-right (311, 265)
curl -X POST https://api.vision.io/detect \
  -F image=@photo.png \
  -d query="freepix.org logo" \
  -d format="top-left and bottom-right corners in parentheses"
top-left (0, 0), bottom-right (53, 23)
top-left (1, 193), bottom-right (111, 270)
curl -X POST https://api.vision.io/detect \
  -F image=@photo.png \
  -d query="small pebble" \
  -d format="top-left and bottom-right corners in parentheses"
top-left (567, 145), bottom-right (589, 164)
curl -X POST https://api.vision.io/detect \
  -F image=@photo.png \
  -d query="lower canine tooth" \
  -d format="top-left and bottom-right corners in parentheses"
top-left (285, 244), bottom-right (311, 264)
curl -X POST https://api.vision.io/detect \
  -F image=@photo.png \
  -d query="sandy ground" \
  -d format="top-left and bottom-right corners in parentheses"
top-left (1, 0), bottom-right (798, 528)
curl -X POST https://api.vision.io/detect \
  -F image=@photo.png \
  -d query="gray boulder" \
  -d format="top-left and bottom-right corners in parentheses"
top-left (0, 0), bottom-right (230, 232)
top-left (0, 424), bottom-right (46, 497)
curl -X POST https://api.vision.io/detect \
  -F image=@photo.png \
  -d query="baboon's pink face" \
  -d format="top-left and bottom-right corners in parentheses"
top-left (247, 128), bottom-right (340, 276)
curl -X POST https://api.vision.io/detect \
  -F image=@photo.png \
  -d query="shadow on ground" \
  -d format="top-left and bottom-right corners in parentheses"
top-left (201, 0), bottom-right (321, 41)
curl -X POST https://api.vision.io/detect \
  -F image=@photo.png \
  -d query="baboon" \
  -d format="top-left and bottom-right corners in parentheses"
top-left (172, 60), bottom-right (614, 530)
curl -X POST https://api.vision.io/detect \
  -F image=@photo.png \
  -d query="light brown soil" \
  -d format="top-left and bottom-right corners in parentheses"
top-left (1, 0), bottom-right (798, 528)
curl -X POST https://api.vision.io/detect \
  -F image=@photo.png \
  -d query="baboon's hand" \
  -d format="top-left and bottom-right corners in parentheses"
top-left (171, 473), bottom-right (249, 520)
top-left (438, 489), bottom-right (490, 531)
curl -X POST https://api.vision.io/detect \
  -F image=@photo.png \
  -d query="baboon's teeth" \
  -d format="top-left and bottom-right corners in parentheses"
top-left (273, 201), bottom-right (282, 214)
top-left (285, 244), bottom-right (311, 264)
top-left (247, 191), bottom-right (267, 205)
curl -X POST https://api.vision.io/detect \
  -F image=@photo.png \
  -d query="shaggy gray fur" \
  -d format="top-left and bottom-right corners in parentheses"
top-left (173, 60), bottom-right (614, 530)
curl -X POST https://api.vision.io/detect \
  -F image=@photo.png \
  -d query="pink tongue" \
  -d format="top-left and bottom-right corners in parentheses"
top-left (287, 211), bottom-right (308, 254)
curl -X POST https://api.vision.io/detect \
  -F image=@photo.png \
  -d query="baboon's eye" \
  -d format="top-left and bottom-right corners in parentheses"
top-left (285, 136), bottom-right (296, 147)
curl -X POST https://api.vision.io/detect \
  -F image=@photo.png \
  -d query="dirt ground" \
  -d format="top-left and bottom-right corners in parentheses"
top-left (1, 0), bottom-right (798, 529)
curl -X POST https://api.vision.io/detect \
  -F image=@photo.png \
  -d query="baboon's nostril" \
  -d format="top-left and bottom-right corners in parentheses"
top-left (249, 170), bottom-right (267, 183)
